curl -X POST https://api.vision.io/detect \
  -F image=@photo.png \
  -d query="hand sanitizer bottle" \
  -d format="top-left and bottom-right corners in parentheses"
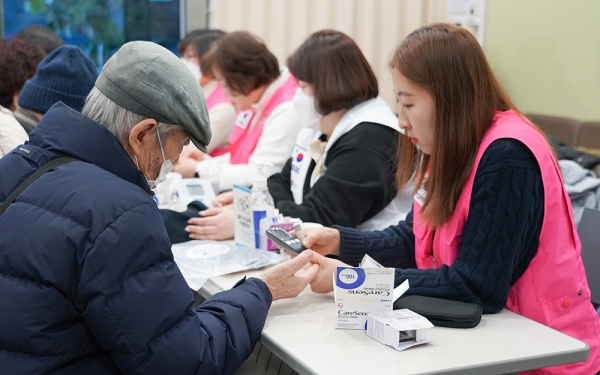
top-left (251, 166), bottom-right (274, 249)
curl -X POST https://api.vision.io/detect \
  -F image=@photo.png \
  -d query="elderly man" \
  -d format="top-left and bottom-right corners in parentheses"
top-left (0, 41), bottom-right (317, 374)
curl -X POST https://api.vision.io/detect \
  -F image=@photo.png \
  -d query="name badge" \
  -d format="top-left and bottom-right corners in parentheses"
top-left (414, 185), bottom-right (427, 206)
top-left (235, 110), bottom-right (254, 129)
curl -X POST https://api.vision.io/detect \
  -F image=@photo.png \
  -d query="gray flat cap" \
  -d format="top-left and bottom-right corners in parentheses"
top-left (96, 41), bottom-right (211, 152)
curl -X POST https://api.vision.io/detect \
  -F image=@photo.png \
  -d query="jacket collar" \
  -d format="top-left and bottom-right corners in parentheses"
top-left (14, 107), bottom-right (39, 134)
top-left (251, 68), bottom-right (291, 114)
top-left (28, 102), bottom-right (152, 195)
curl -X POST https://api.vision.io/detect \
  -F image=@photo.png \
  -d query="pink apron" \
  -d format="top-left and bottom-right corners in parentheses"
top-left (228, 75), bottom-right (298, 164)
top-left (413, 110), bottom-right (600, 374)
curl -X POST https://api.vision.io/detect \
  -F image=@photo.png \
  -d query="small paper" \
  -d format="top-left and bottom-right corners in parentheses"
top-left (358, 255), bottom-right (409, 302)
top-left (393, 280), bottom-right (409, 302)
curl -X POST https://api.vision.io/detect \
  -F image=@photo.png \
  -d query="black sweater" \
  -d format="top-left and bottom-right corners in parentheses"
top-left (267, 122), bottom-right (398, 228)
top-left (335, 138), bottom-right (544, 314)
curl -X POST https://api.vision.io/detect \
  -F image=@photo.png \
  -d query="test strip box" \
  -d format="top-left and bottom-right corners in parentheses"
top-left (366, 309), bottom-right (433, 349)
top-left (334, 266), bottom-right (394, 330)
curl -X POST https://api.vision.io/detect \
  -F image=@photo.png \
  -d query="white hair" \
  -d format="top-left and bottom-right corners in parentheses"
top-left (81, 87), bottom-right (180, 145)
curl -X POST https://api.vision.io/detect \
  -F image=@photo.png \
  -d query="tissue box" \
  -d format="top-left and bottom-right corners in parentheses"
top-left (334, 266), bottom-right (394, 330)
top-left (366, 309), bottom-right (433, 350)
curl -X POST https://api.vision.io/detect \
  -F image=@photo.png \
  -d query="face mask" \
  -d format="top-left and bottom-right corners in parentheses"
top-left (136, 128), bottom-right (174, 190)
top-left (181, 57), bottom-right (202, 81)
top-left (293, 88), bottom-right (322, 131)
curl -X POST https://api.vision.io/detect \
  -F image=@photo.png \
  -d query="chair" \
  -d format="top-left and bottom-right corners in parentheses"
top-left (577, 207), bottom-right (600, 306)
top-left (577, 121), bottom-right (600, 150)
top-left (526, 113), bottom-right (582, 147)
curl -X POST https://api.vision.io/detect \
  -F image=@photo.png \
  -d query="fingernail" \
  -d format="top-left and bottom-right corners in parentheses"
top-left (184, 226), bottom-right (190, 232)
top-left (187, 220), bottom-right (192, 224)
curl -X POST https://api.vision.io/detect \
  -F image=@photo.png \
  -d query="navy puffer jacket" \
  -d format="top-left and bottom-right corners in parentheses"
top-left (0, 103), bottom-right (271, 374)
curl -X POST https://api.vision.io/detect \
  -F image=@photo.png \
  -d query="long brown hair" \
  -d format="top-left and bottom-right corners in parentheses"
top-left (390, 23), bottom-right (515, 228)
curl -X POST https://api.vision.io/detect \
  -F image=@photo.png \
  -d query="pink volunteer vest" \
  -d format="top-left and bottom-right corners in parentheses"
top-left (413, 110), bottom-right (600, 374)
top-left (205, 84), bottom-right (233, 157)
top-left (228, 75), bottom-right (298, 164)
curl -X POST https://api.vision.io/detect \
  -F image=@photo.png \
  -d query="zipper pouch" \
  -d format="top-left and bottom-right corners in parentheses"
top-left (393, 295), bottom-right (483, 329)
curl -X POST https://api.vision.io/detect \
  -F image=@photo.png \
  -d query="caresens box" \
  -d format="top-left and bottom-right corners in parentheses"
top-left (333, 266), bottom-right (395, 330)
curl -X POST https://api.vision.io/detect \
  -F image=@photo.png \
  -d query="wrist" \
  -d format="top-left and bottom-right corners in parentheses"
top-left (257, 276), bottom-right (280, 301)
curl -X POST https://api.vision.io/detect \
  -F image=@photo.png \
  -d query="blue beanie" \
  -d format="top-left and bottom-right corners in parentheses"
top-left (18, 45), bottom-right (97, 114)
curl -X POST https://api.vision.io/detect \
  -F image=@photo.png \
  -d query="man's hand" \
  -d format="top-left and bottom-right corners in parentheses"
top-left (308, 252), bottom-right (347, 294)
top-left (258, 251), bottom-right (319, 301)
top-left (212, 191), bottom-right (234, 207)
top-left (301, 227), bottom-right (341, 256)
top-left (185, 206), bottom-right (235, 240)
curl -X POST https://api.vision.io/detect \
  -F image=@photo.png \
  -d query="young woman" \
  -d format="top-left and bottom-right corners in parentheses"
top-left (268, 30), bottom-right (410, 229)
top-left (177, 29), bottom-right (235, 155)
top-left (304, 24), bottom-right (600, 374)
top-left (173, 31), bottom-right (300, 191)
top-left (183, 30), bottom-right (411, 241)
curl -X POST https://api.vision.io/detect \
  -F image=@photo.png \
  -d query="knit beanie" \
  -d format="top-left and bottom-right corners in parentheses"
top-left (18, 45), bottom-right (97, 114)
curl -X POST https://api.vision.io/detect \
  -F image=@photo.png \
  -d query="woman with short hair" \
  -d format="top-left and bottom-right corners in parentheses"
top-left (267, 30), bottom-right (410, 229)
top-left (174, 31), bottom-right (300, 192)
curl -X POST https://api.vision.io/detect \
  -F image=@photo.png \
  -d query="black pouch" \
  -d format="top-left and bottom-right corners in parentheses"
top-left (393, 295), bottom-right (483, 329)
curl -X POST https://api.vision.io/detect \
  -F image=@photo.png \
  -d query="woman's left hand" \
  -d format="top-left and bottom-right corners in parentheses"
top-left (173, 157), bottom-right (199, 178)
top-left (185, 206), bottom-right (235, 240)
top-left (308, 252), bottom-right (348, 293)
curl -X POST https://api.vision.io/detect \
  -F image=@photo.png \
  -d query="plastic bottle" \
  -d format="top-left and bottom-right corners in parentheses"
top-left (251, 166), bottom-right (274, 249)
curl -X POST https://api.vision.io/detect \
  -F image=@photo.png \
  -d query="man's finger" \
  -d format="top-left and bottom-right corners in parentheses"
top-left (295, 263), bottom-right (320, 283)
top-left (282, 250), bottom-right (314, 274)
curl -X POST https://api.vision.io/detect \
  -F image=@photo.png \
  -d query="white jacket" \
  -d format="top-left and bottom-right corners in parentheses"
top-left (0, 106), bottom-right (28, 158)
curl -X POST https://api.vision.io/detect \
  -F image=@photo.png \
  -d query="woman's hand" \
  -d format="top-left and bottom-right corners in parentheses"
top-left (185, 206), bottom-right (235, 240)
top-left (181, 149), bottom-right (205, 162)
top-left (308, 252), bottom-right (347, 294)
top-left (258, 250), bottom-right (320, 300)
top-left (173, 157), bottom-right (200, 178)
top-left (301, 227), bottom-right (341, 256)
top-left (212, 191), bottom-right (234, 207)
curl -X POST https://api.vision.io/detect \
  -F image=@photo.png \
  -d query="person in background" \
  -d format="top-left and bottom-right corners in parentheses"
top-left (0, 38), bottom-right (45, 157)
top-left (14, 45), bottom-right (97, 133)
top-left (305, 23), bottom-right (600, 374)
top-left (177, 29), bottom-right (235, 155)
top-left (183, 30), bottom-right (411, 241)
top-left (173, 31), bottom-right (301, 191)
top-left (0, 41), bottom-right (318, 374)
top-left (15, 24), bottom-right (64, 54)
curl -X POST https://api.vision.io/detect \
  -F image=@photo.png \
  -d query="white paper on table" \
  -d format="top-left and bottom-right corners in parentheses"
top-left (172, 240), bottom-right (286, 291)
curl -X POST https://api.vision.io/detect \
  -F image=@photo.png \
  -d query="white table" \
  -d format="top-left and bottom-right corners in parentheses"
top-left (198, 269), bottom-right (590, 375)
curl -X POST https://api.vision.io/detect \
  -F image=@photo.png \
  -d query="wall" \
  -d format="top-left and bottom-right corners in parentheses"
top-left (211, 0), bottom-right (448, 110)
top-left (485, 0), bottom-right (600, 121)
